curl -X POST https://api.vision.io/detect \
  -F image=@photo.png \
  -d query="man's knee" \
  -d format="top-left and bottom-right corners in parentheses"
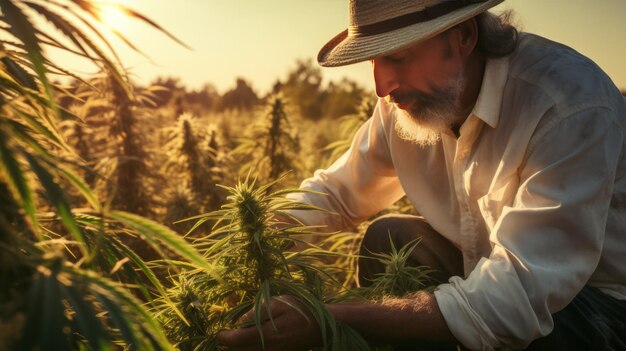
top-left (359, 214), bottom-right (463, 283)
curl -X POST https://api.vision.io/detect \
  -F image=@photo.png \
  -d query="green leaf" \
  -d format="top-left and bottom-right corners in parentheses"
top-left (24, 152), bottom-right (87, 254)
top-left (18, 267), bottom-right (71, 351)
top-left (0, 128), bottom-right (39, 237)
top-left (94, 289), bottom-right (142, 348)
top-left (71, 267), bottom-right (173, 350)
top-left (2, 117), bottom-right (63, 160)
top-left (113, 237), bottom-right (190, 326)
top-left (0, 0), bottom-right (57, 109)
top-left (104, 3), bottom-right (191, 50)
top-left (1, 55), bottom-right (36, 89)
top-left (22, 1), bottom-right (92, 58)
top-left (6, 108), bottom-right (65, 148)
top-left (49, 0), bottom-right (131, 94)
top-left (61, 282), bottom-right (112, 350)
top-left (109, 210), bottom-right (220, 280)
top-left (57, 164), bottom-right (101, 211)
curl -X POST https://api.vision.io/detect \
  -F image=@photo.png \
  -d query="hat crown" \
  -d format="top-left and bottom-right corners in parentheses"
top-left (349, 0), bottom-right (446, 27)
top-left (319, 0), bottom-right (503, 67)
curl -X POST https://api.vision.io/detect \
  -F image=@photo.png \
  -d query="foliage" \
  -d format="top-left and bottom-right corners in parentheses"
top-left (232, 93), bottom-right (302, 186)
top-left (0, 0), bottom-right (431, 349)
top-left (323, 95), bottom-right (377, 164)
top-left (356, 238), bottom-right (437, 300)
top-left (185, 83), bottom-right (220, 113)
top-left (151, 77), bottom-right (185, 108)
top-left (157, 175), bottom-right (370, 350)
top-left (322, 78), bottom-right (371, 119)
top-left (281, 58), bottom-right (324, 120)
top-left (58, 71), bottom-right (166, 220)
top-left (280, 59), bottom-right (368, 120)
top-left (161, 113), bottom-right (225, 232)
top-left (220, 77), bottom-right (259, 112)
top-left (0, 0), bottom-right (212, 349)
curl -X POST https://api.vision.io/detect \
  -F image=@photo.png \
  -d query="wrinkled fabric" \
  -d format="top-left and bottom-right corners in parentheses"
top-left (287, 33), bottom-right (626, 350)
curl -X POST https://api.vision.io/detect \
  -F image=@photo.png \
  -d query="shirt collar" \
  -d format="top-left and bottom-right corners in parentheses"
top-left (471, 55), bottom-right (510, 128)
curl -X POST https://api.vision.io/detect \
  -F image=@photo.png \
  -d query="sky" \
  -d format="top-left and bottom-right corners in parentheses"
top-left (51, 0), bottom-right (626, 95)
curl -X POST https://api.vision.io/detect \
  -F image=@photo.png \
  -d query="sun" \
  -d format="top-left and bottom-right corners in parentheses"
top-left (98, 3), bottom-right (129, 31)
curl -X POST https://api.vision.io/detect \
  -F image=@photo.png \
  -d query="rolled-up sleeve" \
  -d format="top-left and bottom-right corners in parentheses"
top-left (435, 106), bottom-right (624, 350)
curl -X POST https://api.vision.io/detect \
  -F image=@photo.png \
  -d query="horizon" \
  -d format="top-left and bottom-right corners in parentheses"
top-left (46, 0), bottom-right (626, 95)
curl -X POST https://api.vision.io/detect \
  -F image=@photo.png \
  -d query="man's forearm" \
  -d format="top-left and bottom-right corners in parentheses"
top-left (327, 291), bottom-right (456, 344)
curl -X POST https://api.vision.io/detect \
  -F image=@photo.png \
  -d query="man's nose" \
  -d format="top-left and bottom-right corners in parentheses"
top-left (372, 59), bottom-right (400, 98)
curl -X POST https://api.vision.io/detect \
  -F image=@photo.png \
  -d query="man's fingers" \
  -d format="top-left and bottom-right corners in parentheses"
top-left (237, 301), bottom-right (273, 326)
top-left (217, 296), bottom-right (321, 351)
top-left (216, 327), bottom-right (261, 348)
top-left (238, 307), bottom-right (255, 324)
top-left (238, 296), bottom-right (295, 326)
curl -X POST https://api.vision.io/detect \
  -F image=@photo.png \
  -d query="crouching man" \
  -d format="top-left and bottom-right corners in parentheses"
top-left (218, 0), bottom-right (626, 349)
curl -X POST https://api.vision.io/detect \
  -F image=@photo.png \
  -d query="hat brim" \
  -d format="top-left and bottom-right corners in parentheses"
top-left (318, 0), bottom-right (504, 67)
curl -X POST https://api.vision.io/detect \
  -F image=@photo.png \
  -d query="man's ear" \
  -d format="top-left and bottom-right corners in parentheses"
top-left (455, 18), bottom-right (479, 58)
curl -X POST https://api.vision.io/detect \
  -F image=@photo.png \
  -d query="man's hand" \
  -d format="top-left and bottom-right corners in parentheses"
top-left (216, 295), bottom-right (323, 351)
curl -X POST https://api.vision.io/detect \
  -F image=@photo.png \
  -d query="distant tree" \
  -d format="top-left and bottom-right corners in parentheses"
top-left (323, 95), bottom-right (376, 163)
top-left (281, 59), bottom-right (324, 119)
top-left (220, 77), bottom-right (259, 111)
top-left (185, 83), bottom-right (220, 113)
top-left (271, 79), bottom-right (283, 95)
top-left (322, 78), bottom-right (368, 119)
top-left (151, 76), bottom-right (184, 107)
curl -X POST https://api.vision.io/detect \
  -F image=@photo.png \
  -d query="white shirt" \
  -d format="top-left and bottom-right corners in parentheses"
top-left (287, 33), bottom-right (626, 350)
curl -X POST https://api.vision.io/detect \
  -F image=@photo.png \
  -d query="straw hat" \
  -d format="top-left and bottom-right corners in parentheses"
top-left (318, 0), bottom-right (504, 67)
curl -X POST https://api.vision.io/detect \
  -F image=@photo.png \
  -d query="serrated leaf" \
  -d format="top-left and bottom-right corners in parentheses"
top-left (113, 238), bottom-right (190, 326)
top-left (62, 282), bottom-right (112, 350)
top-left (0, 0), bottom-right (56, 107)
top-left (70, 267), bottom-right (173, 350)
top-left (24, 152), bottom-right (86, 254)
top-left (57, 164), bottom-right (101, 211)
top-left (1, 55), bottom-right (36, 89)
top-left (0, 128), bottom-right (39, 237)
top-left (109, 210), bottom-right (220, 280)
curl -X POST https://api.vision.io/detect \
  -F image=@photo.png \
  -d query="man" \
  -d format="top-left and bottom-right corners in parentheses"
top-left (217, 0), bottom-right (626, 350)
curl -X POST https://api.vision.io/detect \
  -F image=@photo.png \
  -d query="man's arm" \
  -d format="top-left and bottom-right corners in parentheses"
top-left (329, 291), bottom-right (455, 344)
top-left (216, 292), bottom-right (455, 351)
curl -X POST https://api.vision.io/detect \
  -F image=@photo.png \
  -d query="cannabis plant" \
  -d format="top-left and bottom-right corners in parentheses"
top-left (232, 94), bottom-right (301, 186)
top-left (0, 0), bottom-right (208, 349)
top-left (62, 71), bottom-right (162, 218)
top-left (163, 113), bottom-right (224, 215)
top-left (157, 175), bottom-right (371, 350)
top-left (356, 238), bottom-right (437, 300)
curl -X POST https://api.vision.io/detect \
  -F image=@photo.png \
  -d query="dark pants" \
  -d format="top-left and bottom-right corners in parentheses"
top-left (357, 214), bottom-right (626, 351)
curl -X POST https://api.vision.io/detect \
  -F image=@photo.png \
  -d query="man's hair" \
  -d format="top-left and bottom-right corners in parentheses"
top-left (475, 11), bottom-right (519, 58)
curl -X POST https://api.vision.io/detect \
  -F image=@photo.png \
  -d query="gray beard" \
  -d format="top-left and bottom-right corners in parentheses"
top-left (391, 70), bottom-right (466, 146)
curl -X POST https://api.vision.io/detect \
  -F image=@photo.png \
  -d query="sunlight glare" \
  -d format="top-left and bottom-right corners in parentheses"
top-left (98, 3), bottom-right (129, 32)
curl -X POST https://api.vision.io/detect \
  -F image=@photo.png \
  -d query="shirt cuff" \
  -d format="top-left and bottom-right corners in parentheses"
top-left (434, 278), bottom-right (500, 351)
